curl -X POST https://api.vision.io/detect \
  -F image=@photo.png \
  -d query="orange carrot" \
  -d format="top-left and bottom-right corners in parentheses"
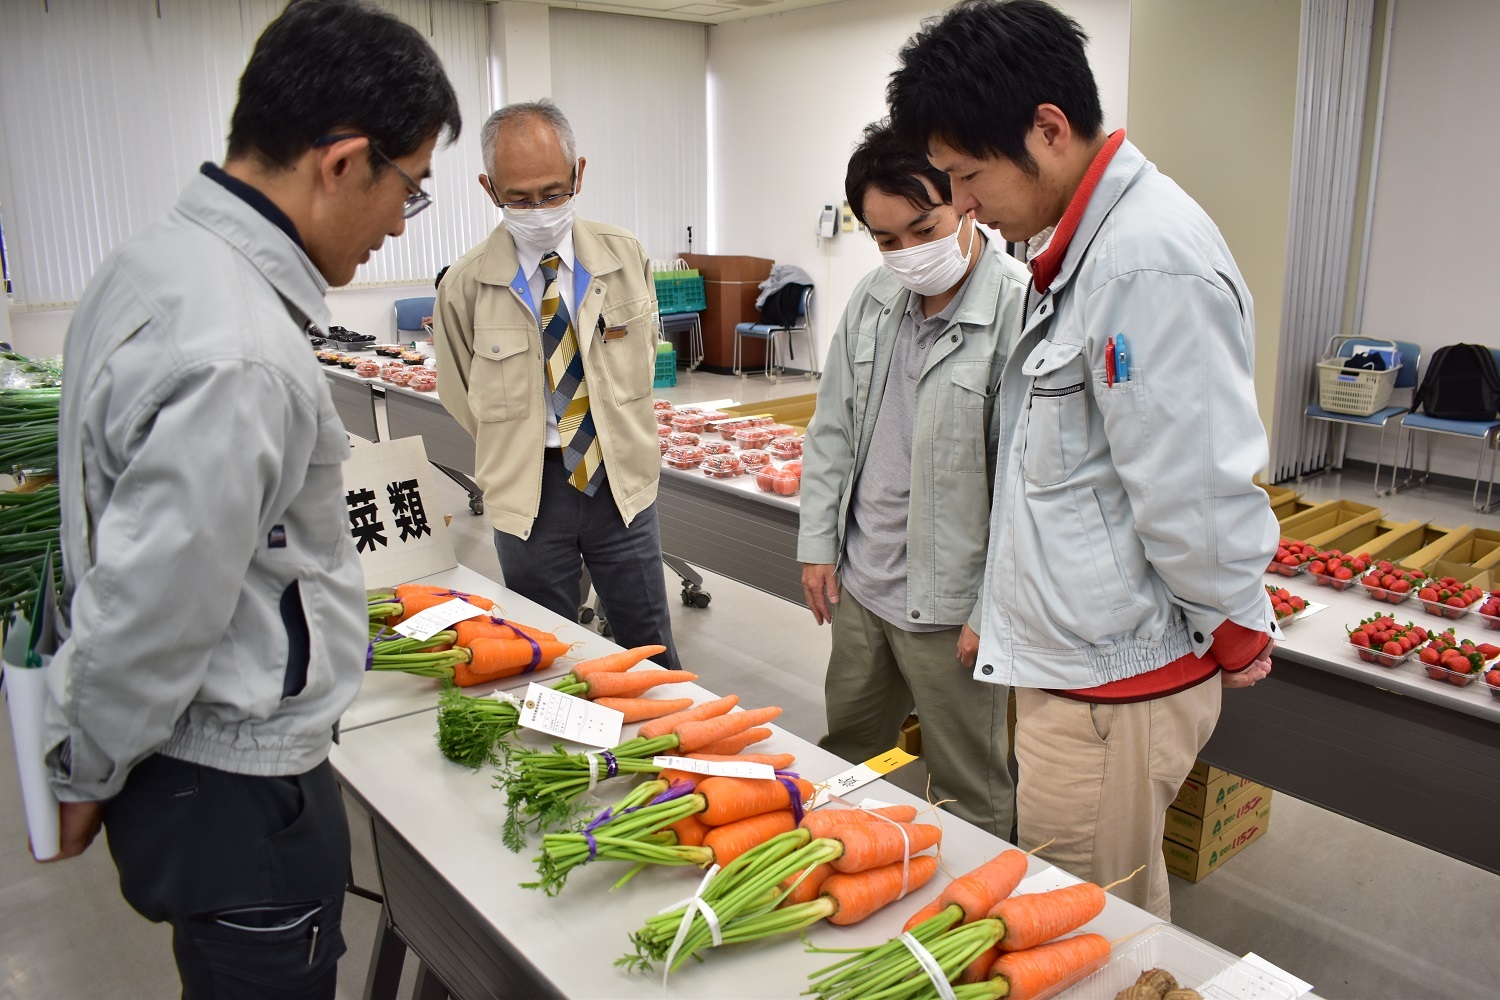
top-left (579, 669), bottom-right (697, 699)
top-left (685, 752), bottom-right (796, 770)
top-left (452, 637), bottom-right (569, 686)
top-left (697, 774), bottom-right (813, 825)
top-left (779, 862), bottom-right (835, 905)
top-left (393, 583), bottom-right (459, 599)
top-left (989, 883), bottom-right (1106, 952)
top-left (801, 806), bottom-right (920, 840)
top-left (901, 897), bottom-right (949, 933)
top-left (392, 591), bottom-right (494, 623)
top-left (571, 645), bottom-right (668, 677)
top-left (987, 933), bottom-right (1111, 1000)
top-left (592, 696), bottom-right (694, 723)
top-left (691, 728), bottom-right (773, 756)
top-left (668, 813), bottom-right (711, 848)
top-left (823, 855), bottom-right (939, 925)
top-left (828, 822), bottom-right (943, 873)
top-left (702, 810), bottom-right (796, 867)
top-left (673, 706), bottom-right (782, 753)
top-left (638, 695), bottom-right (739, 740)
top-left (960, 946), bottom-right (999, 985)
top-left (453, 618), bottom-right (559, 648)
top-left (656, 769), bottom-right (701, 788)
top-left (939, 849), bottom-right (1030, 923)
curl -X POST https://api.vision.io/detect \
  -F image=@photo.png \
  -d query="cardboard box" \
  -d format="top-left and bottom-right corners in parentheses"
top-left (1303, 517), bottom-right (1425, 558)
top-left (1413, 527), bottom-right (1500, 572)
top-left (1163, 801), bottom-right (1273, 882)
top-left (719, 393), bottom-right (817, 432)
top-left (897, 715), bottom-right (922, 756)
top-left (1172, 771), bottom-right (1259, 817)
top-left (1163, 787), bottom-right (1273, 851)
top-left (679, 253), bottom-right (774, 372)
top-left (1380, 523), bottom-right (1465, 573)
top-left (1464, 565), bottom-right (1500, 590)
top-left (1186, 760), bottom-right (1226, 784)
top-left (1276, 499), bottom-right (1382, 543)
top-left (1275, 496), bottom-right (1320, 524)
top-left (1254, 480), bottom-right (1300, 520)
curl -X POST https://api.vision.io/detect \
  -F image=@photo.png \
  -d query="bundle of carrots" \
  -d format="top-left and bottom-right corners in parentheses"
top-left (501, 696), bottom-right (777, 849)
top-left (366, 584), bottom-right (575, 687)
top-left (530, 764), bottom-right (805, 895)
top-left (436, 644), bottom-right (678, 768)
top-left (806, 850), bottom-right (1115, 1000)
top-left (622, 805), bottom-right (943, 976)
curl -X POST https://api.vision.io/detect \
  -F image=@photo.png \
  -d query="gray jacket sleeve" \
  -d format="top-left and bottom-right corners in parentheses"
top-left (46, 361), bottom-right (301, 801)
top-left (797, 302), bottom-right (862, 566)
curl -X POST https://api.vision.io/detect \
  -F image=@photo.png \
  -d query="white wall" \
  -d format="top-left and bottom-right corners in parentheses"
top-left (706, 0), bottom-right (1131, 364)
top-left (1348, 0), bottom-right (1500, 479)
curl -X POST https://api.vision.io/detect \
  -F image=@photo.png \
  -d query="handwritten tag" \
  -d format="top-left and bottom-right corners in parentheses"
top-left (652, 756), bottom-right (775, 780)
top-left (809, 746), bottom-right (918, 808)
top-left (392, 597), bottom-right (487, 641)
top-left (518, 683), bottom-right (623, 748)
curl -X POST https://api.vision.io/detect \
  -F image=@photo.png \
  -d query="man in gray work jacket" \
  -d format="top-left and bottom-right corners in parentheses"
top-left (39, 3), bottom-right (460, 996)
top-left (799, 123), bottom-right (1030, 837)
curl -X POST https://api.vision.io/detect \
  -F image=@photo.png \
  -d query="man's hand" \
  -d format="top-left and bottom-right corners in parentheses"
top-left (801, 563), bottom-right (840, 625)
top-left (37, 800), bottom-right (104, 862)
top-left (1222, 639), bottom-right (1274, 689)
top-left (956, 624), bottom-right (980, 669)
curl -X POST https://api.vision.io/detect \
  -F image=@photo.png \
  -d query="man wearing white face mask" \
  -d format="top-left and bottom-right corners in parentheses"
top-left (799, 123), bottom-right (1030, 836)
top-left (436, 99), bottom-right (679, 669)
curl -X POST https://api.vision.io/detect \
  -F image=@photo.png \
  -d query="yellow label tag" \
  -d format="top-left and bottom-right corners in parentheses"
top-left (863, 747), bottom-right (918, 774)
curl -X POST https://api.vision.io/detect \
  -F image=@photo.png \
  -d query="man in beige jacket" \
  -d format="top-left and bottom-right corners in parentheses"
top-left (436, 99), bottom-right (679, 668)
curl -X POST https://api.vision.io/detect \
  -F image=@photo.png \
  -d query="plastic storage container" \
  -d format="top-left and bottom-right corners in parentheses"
top-left (654, 348), bottom-right (677, 388)
top-left (701, 440), bottom-right (733, 455)
top-left (663, 445), bottom-right (706, 470)
top-left (735, 427), bottom-right (774, 450)
top-left (668, 432), bottom-right (700, 448)
top-left (768, 436), bottom-right (804, 461)
top-left (672, 412), bottom-right (707, 434)
top-left (700, 454), bottom-right (743, 479)
top-left (755, 464), bottom-right (801, 496)
top-left (1055, 923), bottom-right (1299, 999)
top-left (1350, 638), bottom-right (1413, 669)
top-left (1421, 662), bottom-right (1480, 687)
top-left (738, 449), bottom-right (771, 472)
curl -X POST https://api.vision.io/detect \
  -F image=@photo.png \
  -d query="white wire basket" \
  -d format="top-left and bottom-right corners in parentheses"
top-left (1316, 335), bottom-right (1400, 416)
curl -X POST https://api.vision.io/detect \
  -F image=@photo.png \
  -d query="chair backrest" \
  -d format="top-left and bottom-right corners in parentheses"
top-left (1393, 340), bottom-right (1421, 389)
top-left (394, 295), bottom-right (435, 335)
top-left (793, 286), bottom-right (813, 328)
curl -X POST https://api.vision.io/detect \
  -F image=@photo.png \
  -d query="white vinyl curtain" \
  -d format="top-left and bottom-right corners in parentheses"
top-left (1267, 0), bottom-right (1377, 480)
top-left (0, 0), bottom-right (494, 309)
top-left (547, 8), bottom-right (707, 262)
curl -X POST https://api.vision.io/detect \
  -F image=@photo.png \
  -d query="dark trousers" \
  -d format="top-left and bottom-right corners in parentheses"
top-left (496, 457), bottom-right (681, 670)
top-left (102, 754), bottom-right (349, 999)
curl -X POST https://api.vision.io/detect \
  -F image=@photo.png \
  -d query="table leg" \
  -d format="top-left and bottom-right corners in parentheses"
top-left (413, 962), bottom-right (450, 1000)
top-left (362, 904), bottom-right (408, 1000)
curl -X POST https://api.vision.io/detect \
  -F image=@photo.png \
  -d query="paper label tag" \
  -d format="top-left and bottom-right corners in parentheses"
top-left (392, 597), bottom-right (487, 640)
top-left (1015, 867), bottom-right (1078, 894)
top-left (809, 746), bottom-right (918, 808)
top-left (652, 756), bottom-right (775, 780)
top-left (518, 683), bottom-right (623, 748)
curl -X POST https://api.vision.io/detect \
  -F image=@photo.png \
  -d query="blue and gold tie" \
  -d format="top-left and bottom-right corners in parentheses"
top-left (540, 252), bottom-right (605, 495)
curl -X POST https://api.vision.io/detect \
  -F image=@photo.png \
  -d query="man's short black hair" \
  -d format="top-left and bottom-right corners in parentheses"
top-left (887, 0), bottom-right (1103, 175)
top-left (845, 121), bottom-right (953, 228)
top-left (228, 0), bottom-right (461, 171)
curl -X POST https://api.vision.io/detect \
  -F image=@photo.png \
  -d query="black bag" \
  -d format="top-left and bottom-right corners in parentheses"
top-left (1410, 343), bottom-right (1500, 421)
top-left (758, 283), bottom-right (809, 328)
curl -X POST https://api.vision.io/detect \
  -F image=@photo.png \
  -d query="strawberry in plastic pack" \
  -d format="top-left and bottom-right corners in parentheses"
top-left (700, 454), bottom-right (743, 479)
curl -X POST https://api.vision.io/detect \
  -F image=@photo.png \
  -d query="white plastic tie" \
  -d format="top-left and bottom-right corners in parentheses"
top-left (826, 793), bottom-right (912, 898)
top-left (661, 864), bottom-right (722, 983)
top-left (586, 752), bottom-right (601, 792)
top-left (490, 690), bottom-right (522, 706)
top-left (899, 932), bottom-right (957, 1000)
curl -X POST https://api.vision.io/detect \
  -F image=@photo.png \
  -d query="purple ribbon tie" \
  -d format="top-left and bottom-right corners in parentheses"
top-left (775, 770), bottom-right (805, 826)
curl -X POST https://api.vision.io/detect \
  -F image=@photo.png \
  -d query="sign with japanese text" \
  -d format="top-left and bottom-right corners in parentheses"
top-left (340, 437), bottom-right (457, 587)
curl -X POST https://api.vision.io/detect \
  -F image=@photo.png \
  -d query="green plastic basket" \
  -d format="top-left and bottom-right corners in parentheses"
top-left (654, 348), bottom-right (677, 388)
top-left (653, 270), bottom-right (706, 315)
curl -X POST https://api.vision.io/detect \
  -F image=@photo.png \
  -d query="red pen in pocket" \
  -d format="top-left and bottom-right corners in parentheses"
top-left (1105, 336), bottom-right (1116, 387)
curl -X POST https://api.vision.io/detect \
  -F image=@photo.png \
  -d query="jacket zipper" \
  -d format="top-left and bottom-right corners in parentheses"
top-left (1030, 383), bottom-right (1084, 398)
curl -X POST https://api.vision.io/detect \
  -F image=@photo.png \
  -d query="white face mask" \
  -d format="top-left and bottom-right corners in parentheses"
top-left (502, 199), bottom-right (576, 254)
top-left (880, 215), bottom-right (976, 296)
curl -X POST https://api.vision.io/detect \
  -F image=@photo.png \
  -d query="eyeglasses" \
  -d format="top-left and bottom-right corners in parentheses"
top-left (488, 170), bottom-right (577, 210)
top-left (314, 134), bottom-right (433, 219)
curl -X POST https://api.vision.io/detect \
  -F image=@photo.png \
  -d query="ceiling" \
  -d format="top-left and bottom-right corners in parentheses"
top-left (502, 0), bottom-right (849, 26)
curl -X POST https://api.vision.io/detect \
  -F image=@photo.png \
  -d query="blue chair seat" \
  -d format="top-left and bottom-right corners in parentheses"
top-left (734, 323), bottom-right (783, 337)
top-left (1399, 412), bottom-right (1500, 436)
top-left (1304, 403), bottom-right (1406, 426)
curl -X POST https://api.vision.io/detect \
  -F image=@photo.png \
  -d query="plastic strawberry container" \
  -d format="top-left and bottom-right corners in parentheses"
top-left (1486, 671), bottom-right (1500, 700)
top-left (668, 432), bottom-right (700, 447)
top-left (735, 427), bottom-right (774, 450)
top-left (700, 454), bottom-right (743, 479)
top-left (671, 413), bottom-right (707, 434)
top-left (1361, 580), bottom-right (1413, 606)
top-left (1307, 569), bottom-right (1357, 592)
top-left (1052, 922), bottom-right (1297, 1000)
top-left (738, 448), bottom-right (771, 472)
top-left (663, 445), bottom-right (706, 470)
top-left (1416, 597), bottom-right (1473, 621)
top-left (1420, 662), bottom-right (1481, 687)
top-left (1349, 637), bottom-right (1415, 669)
top-left (1475, 609), bottom-right (1500, 631)
top-left (1265, 560), bottom-right (1306, 578)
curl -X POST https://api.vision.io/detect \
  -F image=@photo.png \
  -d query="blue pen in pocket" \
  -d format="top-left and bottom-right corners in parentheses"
top-left (1114, 334), bottom-right (1131, 382)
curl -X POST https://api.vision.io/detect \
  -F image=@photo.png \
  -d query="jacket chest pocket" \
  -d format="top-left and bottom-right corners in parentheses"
top-left (850, 333), bottom-right (877, 420)
top-left (939, 360), bottom-right (996, 472)
top-left (470, 325), bottom-right (535, 422)
top-left (295, 407), bottom-right (354, 566)
top-left (595, 309), bottom-right (655, 407)
top-left (1021, 340), bottom-right (1091, 487)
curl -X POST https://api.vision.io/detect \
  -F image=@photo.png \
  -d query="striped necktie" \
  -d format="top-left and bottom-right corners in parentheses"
top-left (539, 252), bottom-right (605, 495)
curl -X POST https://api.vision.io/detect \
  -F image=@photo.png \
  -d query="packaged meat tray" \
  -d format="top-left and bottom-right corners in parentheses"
top-left (738, 449), bottom-right (771, 472)
top-left (701, 440), bottom-right (733, 455)
top-left (668, 432), bottom-right (700, 447)
top-left (672, 413), bottom-right (708, 434)
top-left (664, 445), bottom-right (706, 470)
top-left (755, 463), bottom-right (801, 496)
top-left (700, 454), bottom-right (743, 479)
top-left (735, 427), bottom-right (774, 450)
top-left (768, 435), bottom-right (803, 460)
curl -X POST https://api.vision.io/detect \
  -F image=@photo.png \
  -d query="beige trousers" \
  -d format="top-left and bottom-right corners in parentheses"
top-left (820, 591), bottom-right (1016, 839)
top-left (1013, 679), bottom-right (1221, 919)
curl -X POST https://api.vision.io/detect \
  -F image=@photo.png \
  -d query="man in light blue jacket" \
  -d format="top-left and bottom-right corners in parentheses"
top-left (889, 0), bottom-right (1278, 918)
top-left (39, 3), bottom-right (460, 995)
top-left (800, 123), bottom-right (1029, 838)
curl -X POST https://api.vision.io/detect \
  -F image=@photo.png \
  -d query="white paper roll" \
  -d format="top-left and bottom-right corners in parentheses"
top-left (3, 662), bottom-right (61, 860)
